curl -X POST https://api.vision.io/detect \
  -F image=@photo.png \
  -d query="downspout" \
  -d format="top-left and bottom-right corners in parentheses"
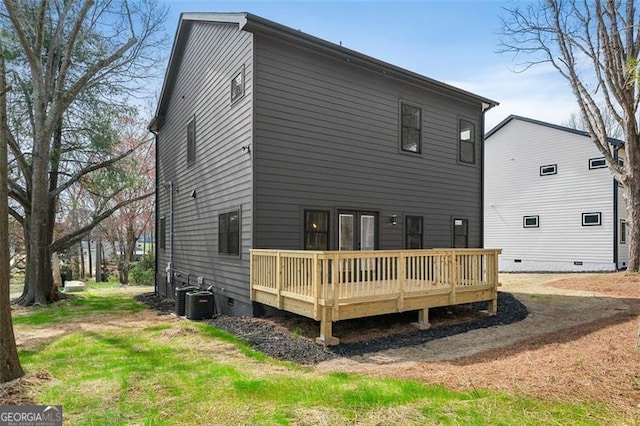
top-left (480, 102), bottom-right (495, 248)
top-left (168, 180), bottom-right (174, 277)
top-left (613, 148), bottom-right (619, 269)
top-left (151, 129), bottom-right (159, 296)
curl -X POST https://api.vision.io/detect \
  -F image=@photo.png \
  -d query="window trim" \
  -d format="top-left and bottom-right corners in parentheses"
top-left (303, 209), bottom-right (330, 251)
top-left (620, 220), bottom-right (627, 244)
top-left (186, 115), bottom-right (196, 167)
top-left (589, 157), bottom-right (607, 169)
top-left (582, 212), bottom-right (602, 226)
top-left (218, 209), bottom-right (241, 256)
top-left (405, 215), bottom-right (424, 249)
top-left (523, 215), bottom-right (539, 228)
top-left (458, 117), bottom-right (476, 165)
top-left (230, 65), bottom-right (245, 105)
top-left (539, 164), bottom-right (557, 176)
top-left (399, 101), bottom-right (422, 154)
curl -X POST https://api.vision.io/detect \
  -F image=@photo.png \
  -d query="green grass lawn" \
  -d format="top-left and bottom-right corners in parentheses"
top-left (13, 289), bottom-right (629, 425)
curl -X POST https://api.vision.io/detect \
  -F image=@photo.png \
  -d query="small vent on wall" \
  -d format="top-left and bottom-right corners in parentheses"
top-left (514, 259), bottom-right (522, 263)
top-left (574, 261), bottom-right (583, 266)
top-left (228, 297), bottom-right (235, 307)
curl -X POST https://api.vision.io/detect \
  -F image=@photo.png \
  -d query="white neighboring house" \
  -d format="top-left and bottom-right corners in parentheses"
top-left (484, 115), bottom-right (628, 272)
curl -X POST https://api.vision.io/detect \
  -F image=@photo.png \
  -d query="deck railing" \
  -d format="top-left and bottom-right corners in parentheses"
top-left (250, 248), bottom-right (501, 344)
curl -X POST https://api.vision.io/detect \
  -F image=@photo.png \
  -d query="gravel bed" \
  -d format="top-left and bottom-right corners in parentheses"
top-left (136, 291), bottom-right (527, 365)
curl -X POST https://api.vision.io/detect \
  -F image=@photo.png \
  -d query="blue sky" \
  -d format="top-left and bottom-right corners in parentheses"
top-left (161, 1), bottom-right (578, 130)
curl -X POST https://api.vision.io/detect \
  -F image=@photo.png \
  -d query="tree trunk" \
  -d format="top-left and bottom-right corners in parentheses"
top-left (95, 240), bottom-right (102, 282)
top-left (0, 44), bottom-right (24, 382)
top-left (626, 180), bottom-right (640, 271)
top-left (121, 223), bottom-right (137, 285)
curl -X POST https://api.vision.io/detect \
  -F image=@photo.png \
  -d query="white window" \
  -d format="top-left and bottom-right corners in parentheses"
top-left (582, 212), bottom-right (602, 226)
top-left (523, 216), bottom-right (539, 228)
top-left (589, 158), bottom-right (606, 169)
top-left (539, 164), bottom-right (557, 176)
top-left (621, 220), bottom-right (627, 244)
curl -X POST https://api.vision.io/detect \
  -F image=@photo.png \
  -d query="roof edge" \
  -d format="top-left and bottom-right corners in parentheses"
top-left (242, 13), bottom-right (498, 108)
top-left (151, 12), bottom-right (499, 131)
top-left (485, 114), bottom-right (624, 146)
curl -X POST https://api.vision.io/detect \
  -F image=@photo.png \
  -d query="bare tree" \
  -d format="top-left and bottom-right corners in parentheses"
top-left (0, 44), bottom-right (23, 383)
top-left (2, 0), bottom-right (167, 305)
top-left (500, 0), bottom-right (640, 270)
top-left (99, 121), bottom-right (155, 285)
top-left (563, 104), bottom-right (624, 140)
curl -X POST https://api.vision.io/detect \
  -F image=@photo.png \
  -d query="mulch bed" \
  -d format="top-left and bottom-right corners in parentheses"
top-left (135, 291), bottom-right (528, 365)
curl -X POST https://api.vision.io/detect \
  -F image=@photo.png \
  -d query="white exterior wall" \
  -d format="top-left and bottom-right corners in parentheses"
top-left (484, 119), bottom-right (617, 272)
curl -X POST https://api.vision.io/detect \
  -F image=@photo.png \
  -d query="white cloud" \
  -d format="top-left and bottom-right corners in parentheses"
top-left (448, 62), bottom-right (580, 130)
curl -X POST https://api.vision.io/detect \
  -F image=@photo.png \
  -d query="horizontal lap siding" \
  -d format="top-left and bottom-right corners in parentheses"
top-left (484, 119), bottom-right (615, 271)
top-left (156, 22), bottom-right (253, 311)
top-left (253, 35), bottom-right (484, 250)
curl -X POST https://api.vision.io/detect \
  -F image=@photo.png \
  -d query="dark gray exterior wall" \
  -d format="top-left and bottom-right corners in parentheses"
top-left (156, 21), bottom-right (254, 315)
top-left (252, 34), bottom-right (485, 250)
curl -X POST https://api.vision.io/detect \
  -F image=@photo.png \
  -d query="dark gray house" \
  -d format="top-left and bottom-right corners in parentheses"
top-left (150, 12), bottom-right (498, 316)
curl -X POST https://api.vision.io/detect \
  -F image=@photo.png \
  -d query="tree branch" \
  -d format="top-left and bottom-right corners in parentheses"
top-left (51, 190), bottom-right (153, 253)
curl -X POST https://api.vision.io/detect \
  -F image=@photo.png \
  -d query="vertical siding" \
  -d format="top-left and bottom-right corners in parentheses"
top-left (156, 21), bottom-right (254, 314)
top-left (253, 35), bottom-right (485, 250)
top-left (484, 119), bottom-right (616, 271)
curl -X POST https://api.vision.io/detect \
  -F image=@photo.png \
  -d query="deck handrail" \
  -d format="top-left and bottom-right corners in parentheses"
top-left (250, 248), bottom-right (502, 304)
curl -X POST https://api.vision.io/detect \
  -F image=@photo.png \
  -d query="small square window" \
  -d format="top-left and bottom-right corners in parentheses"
top-left (400, 103), bottom-right (421, 153)
top-left (540, 164), bottom-right (557, 176)
top-left (231, 67), bottom-right (245, 103)
top-left (618, 158), bottom-right (625, 167)
top-left (620, 220), bottom-right (627, 244)
top-left (458, 119), bottom-right (475, 164)
top-left (582, 212), bottom-right (602, 226)
top-left (523, 216), bottom-right (539, 228)
top-left (589, 157), bottom-right (606, 169)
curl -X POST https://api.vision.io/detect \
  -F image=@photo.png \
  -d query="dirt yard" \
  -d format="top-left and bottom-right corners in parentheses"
top-left (316, 272), bottom-right (640, 416)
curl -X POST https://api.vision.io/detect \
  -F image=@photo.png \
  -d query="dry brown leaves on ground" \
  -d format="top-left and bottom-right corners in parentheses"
top-left (356, 272), bottom-right (640, 416)
top-left (0, 370), bottom-right (53, 405)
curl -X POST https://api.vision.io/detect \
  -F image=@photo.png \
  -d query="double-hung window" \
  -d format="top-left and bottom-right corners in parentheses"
top-left (187, 116), bottom-right (196, 166)
top-left (231, 66), bottom-right (245, 104)
top-left (219, 210), bottom-right (240, 255)
top-left (400, 103), bottom-right (421, 153)
top-left (405, 216), bottom-right (423, 249)
top-left (304, 210), bottom-right (329, 250)
top-left (458, 119), bottom-right (476, 164)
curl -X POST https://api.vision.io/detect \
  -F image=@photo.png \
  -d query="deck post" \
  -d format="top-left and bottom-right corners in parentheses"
top-left (450, 251), bottom-right (457, 305)
top-left (397, 251), bottom-right (405, 311)
top-left (276, 251), bottom-right (283, 310)
top-left (316, 306), bottom-right (339, 346)
top-left (487, 250), bottom-right (499, 316)
top-left (332, 252), bottom-right (340, 321)
top-left (249, 250), bottom-right (255, 300)
top-left (413, 307), bottom-right (431, 330)
top-left (313, 253), bottom-right (320, 319)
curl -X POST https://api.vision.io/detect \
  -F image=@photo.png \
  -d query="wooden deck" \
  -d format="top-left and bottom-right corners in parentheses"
top-left (250, 248), bottom-right (502, 345)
